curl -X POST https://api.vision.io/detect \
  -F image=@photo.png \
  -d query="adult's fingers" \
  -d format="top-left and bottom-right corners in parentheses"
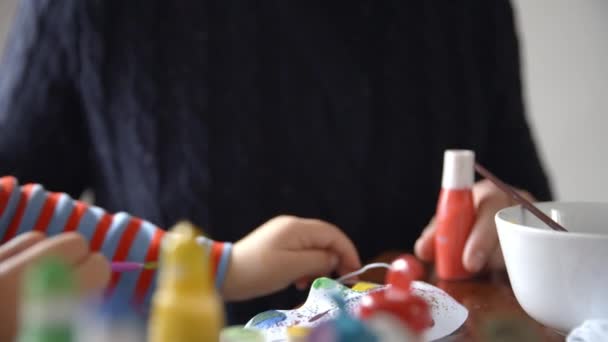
top-left (462, 195), bottom-right (502, 272)
top-left (1, 233), bottom-right (89, 273)
top-left (485, 243), bottom-right (506, 270)
top-left (0, 232), bottom-right (45, 262)
top-left (463, 181), bottom-right (533, 272)
top-left (414, 217), bottom-right (436, 262)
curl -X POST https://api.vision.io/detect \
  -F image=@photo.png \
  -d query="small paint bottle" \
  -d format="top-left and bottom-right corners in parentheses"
top-left (358, 261), bottom-right (432, 337)
top-left (148, 222), bottom-right (225, 342)
top-left (309, 294), bottom-right (378, 342)
top-left (434, 150), bottom-right (476, 280)
top-left (365, 312), bottom-right (421, 342)
top-left (74, 295), bottom-right (145, 342)
top-left (219, 325), bottom-right (265, 342)
top-left (17, 258), bottom-right (78, 342)
top-left (286, 326), bottom-right (311, 342)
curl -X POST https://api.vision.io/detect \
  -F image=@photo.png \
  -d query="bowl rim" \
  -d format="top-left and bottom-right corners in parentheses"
top-left (495, 201), bottom-right (608, 239)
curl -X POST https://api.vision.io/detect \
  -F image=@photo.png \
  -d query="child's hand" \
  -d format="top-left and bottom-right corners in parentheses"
top-left (222, 215), bottom-right (361, 301)
top-left (0, 232), bottom-right (110, 341)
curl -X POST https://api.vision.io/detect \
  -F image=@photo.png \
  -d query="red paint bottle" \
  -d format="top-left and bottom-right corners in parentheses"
top-left (434, 150), bottom-right (476, 280)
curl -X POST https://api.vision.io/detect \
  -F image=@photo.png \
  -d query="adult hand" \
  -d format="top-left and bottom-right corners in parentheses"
top-left (414, 179), bottom-right (534, 273)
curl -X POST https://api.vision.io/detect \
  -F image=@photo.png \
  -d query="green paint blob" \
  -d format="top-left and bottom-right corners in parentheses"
top-left (24, 257), bottom-right (75, 299)
top-left (312, 277), bottom-right (337, 290)
top-left (220, 326), bottom-right (264, 342)
top-left (18, 257), bottom-right (77, 342)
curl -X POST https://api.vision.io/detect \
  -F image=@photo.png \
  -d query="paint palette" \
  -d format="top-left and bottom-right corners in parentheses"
top-left (245, 278), bottom-right (468, 341)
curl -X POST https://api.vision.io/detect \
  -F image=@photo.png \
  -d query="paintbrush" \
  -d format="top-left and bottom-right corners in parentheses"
top-left (111, 261), bottom-right (158, 272)
top-left (474, 163), bottom-right (568, 232)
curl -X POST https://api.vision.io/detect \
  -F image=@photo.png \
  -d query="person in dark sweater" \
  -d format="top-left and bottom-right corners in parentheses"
top-left (0, 0), bottom-right (552, 323)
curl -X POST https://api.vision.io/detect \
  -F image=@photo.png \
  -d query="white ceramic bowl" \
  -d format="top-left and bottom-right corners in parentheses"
top-left (495, 202), bottom-right (608, 334)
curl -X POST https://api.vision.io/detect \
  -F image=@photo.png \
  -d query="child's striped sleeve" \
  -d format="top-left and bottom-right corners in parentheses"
top-left (0, 176), bottom-right (232, 308)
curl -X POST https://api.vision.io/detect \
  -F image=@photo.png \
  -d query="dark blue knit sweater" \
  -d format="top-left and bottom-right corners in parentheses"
top-left (0, 0), bottom-right (552, 323)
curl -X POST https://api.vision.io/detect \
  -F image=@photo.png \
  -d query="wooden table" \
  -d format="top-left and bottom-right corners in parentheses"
top-left (361, 251), bottom-right (564, 342)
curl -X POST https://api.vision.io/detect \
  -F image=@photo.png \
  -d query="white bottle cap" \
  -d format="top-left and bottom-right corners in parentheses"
top-left (441, 150), bottom-right (475, 189)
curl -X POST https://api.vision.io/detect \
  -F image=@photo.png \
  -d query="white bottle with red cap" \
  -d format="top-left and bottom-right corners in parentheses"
top-left (434, 150), bottom-right (476, 280)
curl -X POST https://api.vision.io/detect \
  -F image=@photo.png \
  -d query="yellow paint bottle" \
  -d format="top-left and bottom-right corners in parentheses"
top-left (287, 326), bottom-right (311, 342)
top-left (148, 221), bottom-right (224, 342)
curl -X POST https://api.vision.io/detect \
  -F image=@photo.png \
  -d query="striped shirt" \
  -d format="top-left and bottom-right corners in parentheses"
top-left (0, 176), bottom-right (232, 310)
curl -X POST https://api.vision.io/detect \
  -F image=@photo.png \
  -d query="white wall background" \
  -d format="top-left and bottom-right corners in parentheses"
top-left (512, 0), bottom-right (608, 201)
top-left (0, 0), bottom-right (606, 201)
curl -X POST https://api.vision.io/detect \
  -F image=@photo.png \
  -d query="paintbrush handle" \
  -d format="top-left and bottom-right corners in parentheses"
top-left (474, 163), bottom-right (568, 232)
top-left (111, 262), bottom-right (143, 272)
top-left (111, 261), bottom-right (158, 272)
